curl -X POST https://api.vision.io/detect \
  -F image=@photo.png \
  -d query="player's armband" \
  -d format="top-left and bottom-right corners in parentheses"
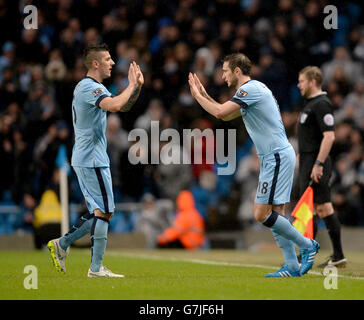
top-left (95, 94), bottom-right (108, 108)
top-left (230, 97), bottom-right (248, 108)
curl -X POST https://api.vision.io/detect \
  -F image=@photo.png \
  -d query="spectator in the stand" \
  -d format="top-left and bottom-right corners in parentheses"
top-left (0, 66), bottom-right (23, 110)
top-left (134, 98), bottom-right (165, 131)
top-left (330, 121), bottom-right (352, 162)
top-left (154, 140), bottom-right (193, 201)
top-left (11, 126), bottom-right (33, 204)
top-left (191, 170), bottom-right (218, 221)
top-left (0, 41), bottom-right (15, 83)
top-left (59, 27), bottom-right (83, 69)
top-left (157, 190), bottom-right (205, 250)
top-left (189, 118), bottom-right (216, 180)
top-left (135, 193), bottom-right (174, 249)
top-left (33, 123), bottom-right (58, 194)
top-left (45, 49), bottom-right (67, 82)
top-left (16, 29), bottom-right (46, 64)
top-left (332, 186), bottom-right (359, 226)
top-left (106, 113), bottom-right (129, 199)
top-left (336, 80), bottom-right (364, 127)
top-left (235, 148), bottom-right (260, 228)
top-left (258, 51), bottom-right (290, 110)
top-left (352, 28), bottom-right (364, 61)
top-left (119, 139), bottom-right (149, 201)
top-left (32, 169), bottom-right (62, 249)
top-left (193, 47), bottom-right (215, 76)
top-left (332, 154), bottom-right (357, 190)
top-left (0, 114), bottom-right (14, 199)
top-left (322, 46), bottom-right (363, 87)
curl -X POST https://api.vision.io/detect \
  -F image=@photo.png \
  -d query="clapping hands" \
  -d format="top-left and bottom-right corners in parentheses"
top-left (128, 61), bottom-right (144, 88)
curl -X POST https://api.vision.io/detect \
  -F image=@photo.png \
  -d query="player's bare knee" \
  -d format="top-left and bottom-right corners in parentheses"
top-left (253, 206), bottom-right (271, 223)
top-left (108, 212), bottom-right (114, 220)
top-left (272, 204), bottom-right (285, 216)
top-left (94, 209), bottom-right (113, 221)
top-left (94, 209), bottom-right (102, 216)
top-left (255, 214), bottom-right (266, 223)
top-left (254, 202), bottom-right (275, 222)
top-left (103, 212), bottom-right (113, 221)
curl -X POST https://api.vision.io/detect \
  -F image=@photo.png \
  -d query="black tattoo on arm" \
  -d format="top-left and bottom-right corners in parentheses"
top-left (120, 87), bottom-right (141, 112)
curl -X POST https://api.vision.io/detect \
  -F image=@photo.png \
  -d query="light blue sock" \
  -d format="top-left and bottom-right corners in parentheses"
top-left (263, 211), bottom-right (312, 249)
top-left (59, 213), bottom-right (94, 251)
top-left (272, 230), bottom-right (300, 272)
top-left (90, 217), bottom-right (109, 272)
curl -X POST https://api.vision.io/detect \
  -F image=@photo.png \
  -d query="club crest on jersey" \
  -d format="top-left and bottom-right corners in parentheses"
top-left (237, 89), bottom-right (248, 98)
top-left (92, 88), bottom-right (103, 97)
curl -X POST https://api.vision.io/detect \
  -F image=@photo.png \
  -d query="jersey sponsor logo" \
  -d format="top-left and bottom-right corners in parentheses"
top-left (237, 89), bottom-right (248, 97)
top-left (300, 113), bottom-right (308, 124)
top-left (323, 113), bottom-right (334, 126)
top-left (92, 88), bottom-right (104, 97)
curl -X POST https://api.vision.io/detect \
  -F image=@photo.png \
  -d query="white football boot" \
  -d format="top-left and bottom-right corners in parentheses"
top-left (87, 266), bottom-right (125, 278)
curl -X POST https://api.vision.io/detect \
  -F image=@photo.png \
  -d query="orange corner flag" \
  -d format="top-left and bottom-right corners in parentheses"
top-left (291, 184), bottom-right (314, 239)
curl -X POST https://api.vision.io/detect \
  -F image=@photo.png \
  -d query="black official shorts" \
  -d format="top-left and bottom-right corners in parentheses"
top-left (299, 153), bottom-right (332, 204)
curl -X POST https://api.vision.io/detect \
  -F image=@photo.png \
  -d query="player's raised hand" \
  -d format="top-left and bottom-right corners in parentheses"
top-left (193, 73), bottom-right (207, 96)
top-left (128, 62), bottom-right (137, 87)
top-left (188, 72), bottom-right (199, 98)
top-left (134, 62), bottom-right (144, 87)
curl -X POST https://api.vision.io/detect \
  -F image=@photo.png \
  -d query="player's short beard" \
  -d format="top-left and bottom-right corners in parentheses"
top-left (230, 76), bottom-right (238, 89)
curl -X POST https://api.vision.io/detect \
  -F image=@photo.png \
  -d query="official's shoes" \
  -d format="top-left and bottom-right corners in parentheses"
top-left (265, 265), bottom-right (301, 278)
top-left (87, 266), bottom-right (125, 278)
top-left (47, 238), bottom-right (69, 273)
top-left (318, 255), bottom-right (347, 268)
top-left (300, 239), bottom-right (320, 275)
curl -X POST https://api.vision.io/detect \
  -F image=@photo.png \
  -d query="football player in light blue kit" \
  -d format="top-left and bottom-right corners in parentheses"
top-left (189, 53), bottom-right (319, 277)
top-left (48, 43), bottom-right (144, 277)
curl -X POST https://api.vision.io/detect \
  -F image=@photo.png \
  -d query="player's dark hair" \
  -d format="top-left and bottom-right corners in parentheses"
top-left (299, 66), bottom-right (323, 87)
top-left (223, 53), bottom-right (252, 76)
top-left (83, 43), bottom-right (109, 69)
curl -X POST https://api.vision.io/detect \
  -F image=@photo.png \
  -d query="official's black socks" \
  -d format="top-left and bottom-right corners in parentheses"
top-left (323, 214), bottom-right (344, 260)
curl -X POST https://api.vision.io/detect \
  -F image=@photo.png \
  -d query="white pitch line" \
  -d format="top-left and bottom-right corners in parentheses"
top-left (108, 251), bottom-right (364, 281)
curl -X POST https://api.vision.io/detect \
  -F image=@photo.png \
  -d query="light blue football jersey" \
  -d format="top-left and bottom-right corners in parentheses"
top-left (231, 80), bottom-right (290, 156)
top-left (71, 76), bottom-right (112, 167)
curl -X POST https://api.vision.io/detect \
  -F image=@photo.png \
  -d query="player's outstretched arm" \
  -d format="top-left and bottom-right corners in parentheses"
top-left (188, 73), bottom-right (241, 120)
top-left (99, 61), bottom-right (144, 112)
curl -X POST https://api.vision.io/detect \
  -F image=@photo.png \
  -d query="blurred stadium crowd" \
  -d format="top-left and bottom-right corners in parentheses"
top-left (0, 0), bottom-right (363, 236)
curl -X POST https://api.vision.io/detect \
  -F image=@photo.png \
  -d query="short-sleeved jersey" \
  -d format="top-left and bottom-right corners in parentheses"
top-left (297, 92), bottom-right (334, 154)
top-left (230, 80), bottom-right (290, 156)
top-left (71, 76), bottom-right (112, 167)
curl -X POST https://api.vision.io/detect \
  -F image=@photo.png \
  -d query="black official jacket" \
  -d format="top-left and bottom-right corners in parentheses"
top-left (298, 92), bottom-right (335, 154)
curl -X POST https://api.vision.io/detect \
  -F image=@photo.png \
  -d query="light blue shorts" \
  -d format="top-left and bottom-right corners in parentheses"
top-left (73, 166), bottom-right (115, 214)
top-left (255, 145), bottom-right (296, 205)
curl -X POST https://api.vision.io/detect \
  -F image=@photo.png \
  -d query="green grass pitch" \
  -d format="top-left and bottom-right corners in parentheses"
top-left (1, 248), bottom-right (364, 300)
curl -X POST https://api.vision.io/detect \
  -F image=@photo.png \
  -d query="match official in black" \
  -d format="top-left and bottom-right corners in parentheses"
top-left (297, 66), bottom-right (346, 268)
